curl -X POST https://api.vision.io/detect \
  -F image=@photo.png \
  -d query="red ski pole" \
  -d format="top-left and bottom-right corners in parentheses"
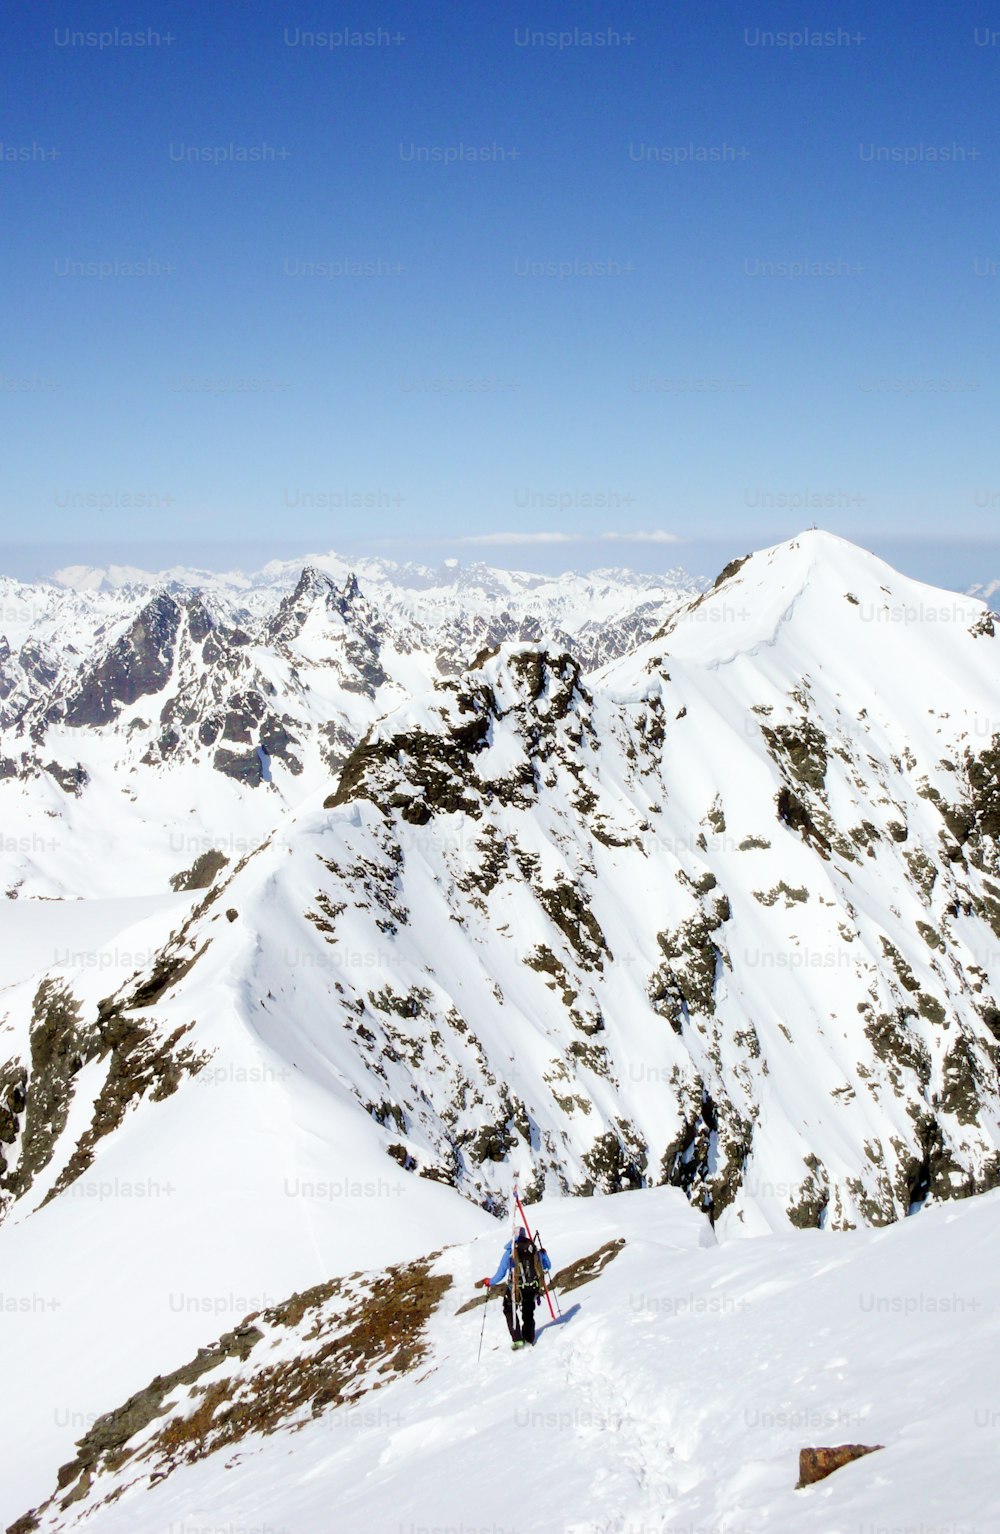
top-left (514, 1186), bottom-right (556, 1321)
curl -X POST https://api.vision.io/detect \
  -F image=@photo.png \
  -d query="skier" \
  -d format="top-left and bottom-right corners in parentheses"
top-left (478, 1227), bottom-right (552, 1349)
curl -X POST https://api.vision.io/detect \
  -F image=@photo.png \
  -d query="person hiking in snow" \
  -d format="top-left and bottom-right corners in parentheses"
top-left (478, 1227), bottom-right (552, 1349)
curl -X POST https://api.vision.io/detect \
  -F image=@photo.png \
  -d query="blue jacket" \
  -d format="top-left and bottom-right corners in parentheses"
top-left (488, 1236), bottom-right (552, 1289)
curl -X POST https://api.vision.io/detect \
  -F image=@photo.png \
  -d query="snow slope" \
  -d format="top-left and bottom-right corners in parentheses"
top-left (0, 893), bottom-right (199, 992)
top-left (12, 1185), bottom-right (1000, 1534)
top-left (0, 1038), bottom-right (492, 1525)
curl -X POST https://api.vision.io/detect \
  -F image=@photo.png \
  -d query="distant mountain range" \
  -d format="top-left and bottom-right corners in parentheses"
top-left (0, 554), bottom-right (703, 899)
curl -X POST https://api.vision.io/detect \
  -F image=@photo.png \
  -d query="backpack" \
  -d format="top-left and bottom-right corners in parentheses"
top-left (512, 1236), bottom-right (544, 1292)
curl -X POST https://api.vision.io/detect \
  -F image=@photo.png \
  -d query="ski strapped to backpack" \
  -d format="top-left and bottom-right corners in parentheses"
top-left (513, 1185), bottom-right (557, 1321)
top-left (510, 1191), bottom-right (520, 1320)
top-left (532, 1227), bottom-right (561, 1318)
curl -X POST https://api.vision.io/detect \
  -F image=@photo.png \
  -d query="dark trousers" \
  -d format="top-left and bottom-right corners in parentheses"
top-left (503, 1284), bottom-right (538, 1344)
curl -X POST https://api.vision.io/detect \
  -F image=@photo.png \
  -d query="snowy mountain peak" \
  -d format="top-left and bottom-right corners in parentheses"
top-left (622, 531), bottom-right (994, 694)
top-left (52, 562), bottom-right (162, 593)
top-left (266, 564), bottom-right (359, 643)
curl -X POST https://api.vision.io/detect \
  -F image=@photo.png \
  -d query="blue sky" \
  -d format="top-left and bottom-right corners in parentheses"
top-left (2, 0), bottom-right (998, 586)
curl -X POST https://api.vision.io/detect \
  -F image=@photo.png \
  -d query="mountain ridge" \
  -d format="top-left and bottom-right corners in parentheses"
top-left (2, 528), bottom-right (1000, 1529)
top-left (3, 530), bottom-right (999, 1238)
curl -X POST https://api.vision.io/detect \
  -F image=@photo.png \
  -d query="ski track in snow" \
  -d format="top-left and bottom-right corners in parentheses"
top-left (558, 1320), bottom-right (678, 1532)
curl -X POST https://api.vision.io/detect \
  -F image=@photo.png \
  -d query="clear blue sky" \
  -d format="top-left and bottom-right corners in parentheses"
top-left (2, 0), bottom-right (998, 586)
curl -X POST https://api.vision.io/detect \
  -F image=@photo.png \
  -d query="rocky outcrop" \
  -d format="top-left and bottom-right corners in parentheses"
top-left (60, 593), bottom-right (182, 727)
top-left (0, 982), bottom-right (88, 1210)
top-left (0, 978), bottom-right (208, 1222)
top-left (169, 848), bottom-right (230, 892)
top-left (9, 1254), bottom-right (451, 1530)
top-left (796, 1442), bottom-right (883, 1488)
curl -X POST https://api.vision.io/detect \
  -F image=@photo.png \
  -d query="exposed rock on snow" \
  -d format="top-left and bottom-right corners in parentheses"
top-left (796, 1442), bottom-right (883, 1488)
top-left (9, 1254), bottom-right (451, 1532)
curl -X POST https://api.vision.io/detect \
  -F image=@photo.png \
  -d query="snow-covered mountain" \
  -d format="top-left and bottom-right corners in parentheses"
top-left (3, 529), bottom-right (1000, 1533)
top-left (0, 556), bottom-right (702, 898)
top-left (4, 529), bottom-right (1000, 1229)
